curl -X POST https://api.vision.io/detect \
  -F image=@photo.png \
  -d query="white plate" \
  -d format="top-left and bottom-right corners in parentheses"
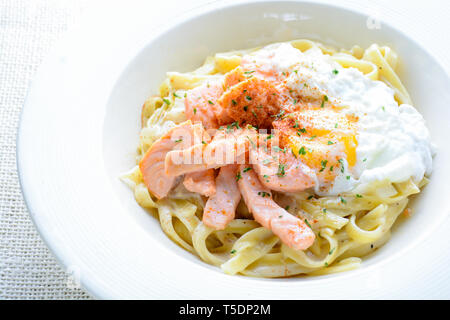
top-left (18, 0), bottom-right (450, 299)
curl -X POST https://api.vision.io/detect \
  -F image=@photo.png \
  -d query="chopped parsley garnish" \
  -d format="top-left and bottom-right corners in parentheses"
top-left (332, 69), bottom-right (339, 75)
top-left (173, 92), bottom-right (181, 98)
top-left (193, 108), bottom-right (197, 114)
top-left (382, 106), bottom-right (386, 112)
top-left (298, 128), bottom-right (307, 134)
top-left (246, 95), bottom-right (252, 101)
top-left (246, 136), bottom-right (256, 149)
top-left (162, 98), bottom-right (171, 105)
top-left (235, 172), bottom-right (242, 181)
top-left (329, 247), bottom-right (335, 255)
top-left (340, 196), bottom-right (347, 204)
top-left (243, 167), bottom-right (252, 173)
top-left (265, 134), bottom-right (273, 141)
top-left (244, 70), bottom-right (255, 74)
top-left (273, 146), bottom-right (287, 153)
top-left (202, 141), bottom-right (207, 145)
top-left (320, 95), bottom-right (328, 108)
top-left (243, 106), bottom-right (248, 112)
top-left (271, 110), bottom-right (285, 120)
top-left (307, 195), bottom-right (314, 200)
top-left (257, 191), bottom-right (271, 197)
top-left (327, 141), bottom-right (334, 145)
top-left (304, 219), bottom-right (312, 228)
top-left (277, 163), bottom-right (286, 177)
top-left (309, 135), bottom-right (317, 140)
top-left (174, 138), bottom-right (183, 143)
top-left (346, 176), bottom-right (351, 180)
top-left (285, 205), bottom-right (290, 211)
top-left (324, 262), bottom-right (329, 267)
top-left (298, 146), bottom-right (307, 156)
top-left (231, 99), bottom-right (237, 105)
top-left (356, 194), bottom-right (363, 198)
top-left (329, 165), bottom-right (334, 172)
top-left (335, 123), bottom-right (338, 128)
top-left (208, 100), bottom-right (214, 105)
top-left (338, 159), bottom-right (345, 173)
top-left (323, 208), bottom-right (327, 214)
top-left (252, 110), bottom-right (257, 117)
top-left (319, 159), bottom-right (328, 172)
top-left (227, 121), bottom-right (240, 132)
top-left (293, 120), bottom-right (300, 128)
top-left (230, 249), bottom-right (237, 254)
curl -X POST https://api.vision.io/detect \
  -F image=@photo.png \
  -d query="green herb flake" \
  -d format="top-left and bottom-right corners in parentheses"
top-left (277, 163), bottom-right (286, 177)
top-left (298, 146), bottom-right (307, 156)
top-left (257, 191), bottom-right (271, 198)
top-left (320, 95), bottom-right (328, 108)
top-left (304, 219), bottom-right (312, 228)
top-left (319, 159), bottom-right (328, 172)
top-left (163, 98), bottom-right (171, 105)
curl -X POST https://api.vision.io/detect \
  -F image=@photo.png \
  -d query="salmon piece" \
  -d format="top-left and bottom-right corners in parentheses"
top-left (213, 67), bottom-right (247, 125)
top-left (202, 165), bottom-right (241, 230)
top-left (184, 70), bottom-right (247, 128)
top-left (249, 143), bottom-right (315, 192)
top-left (223, 66), bottom-right (247, 89)
top-left (183, 169), bottom-right (216, 197)
top-left (237, 165), bottom-right (315, 250)
top-left (217, 75), bottom-right (282, 128)
top-left (165, 127), bottom-right (257, 177)
top-left (139, 121), bottom-right (209, 199)
top-left (185, 82), bottom-right (222, 129)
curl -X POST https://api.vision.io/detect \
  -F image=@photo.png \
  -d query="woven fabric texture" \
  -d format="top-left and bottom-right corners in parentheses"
top-left (0, 0), bottom-right (92, 299)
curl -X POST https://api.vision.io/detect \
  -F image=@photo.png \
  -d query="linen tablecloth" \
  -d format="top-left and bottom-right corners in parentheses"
top-left (0, 0), bottom-right (92, 299)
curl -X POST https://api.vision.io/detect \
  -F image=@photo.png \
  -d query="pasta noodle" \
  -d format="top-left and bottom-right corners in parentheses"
top-left (121, 39), bottom-right (429, 277)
